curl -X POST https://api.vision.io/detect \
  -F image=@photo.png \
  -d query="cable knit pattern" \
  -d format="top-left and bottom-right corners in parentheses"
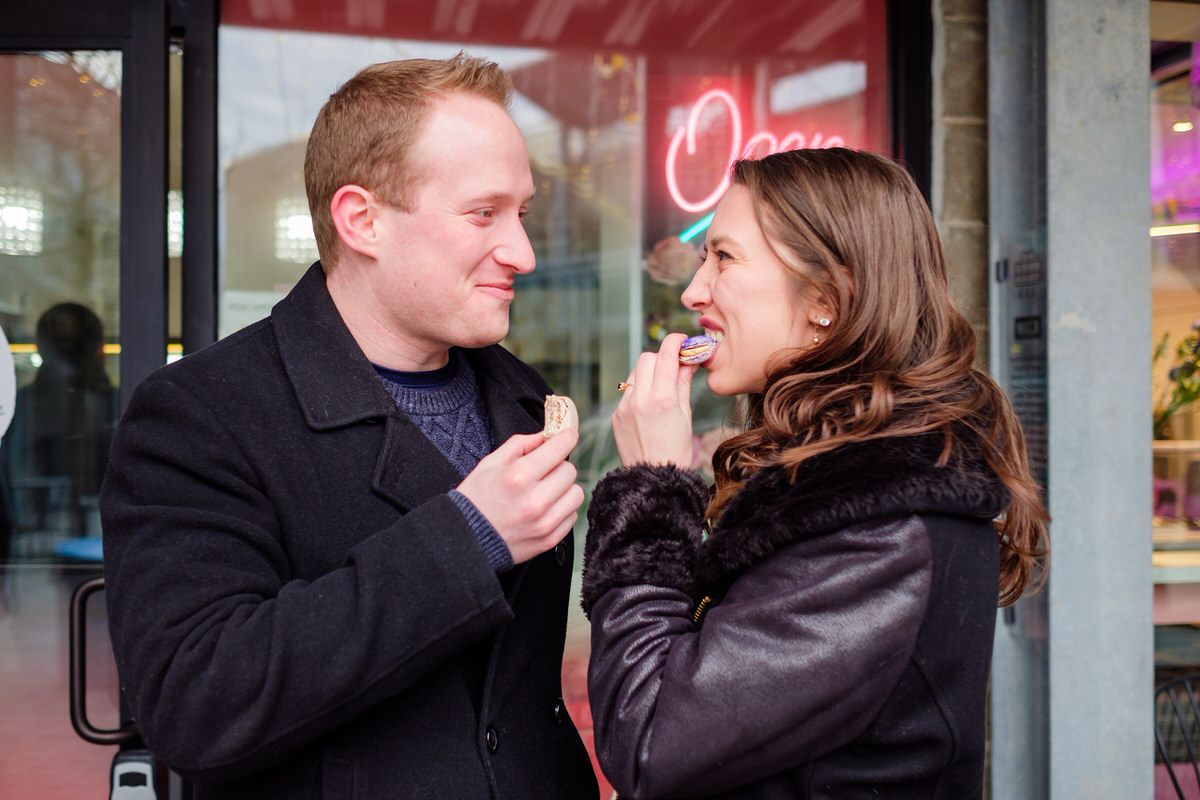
top-left (377, 353), bottom-right (493, 475)
top-left (376, 353), bottom-right (512, 572)
top-left (580, 465), bottom-right (709, 618)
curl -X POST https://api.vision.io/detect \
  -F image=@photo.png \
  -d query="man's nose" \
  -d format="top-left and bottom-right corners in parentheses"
top-left (495, 220), bottom-right (536, 274)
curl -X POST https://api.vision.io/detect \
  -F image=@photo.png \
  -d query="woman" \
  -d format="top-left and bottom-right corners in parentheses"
top-left (581, 148), bottom-right (1048, 800)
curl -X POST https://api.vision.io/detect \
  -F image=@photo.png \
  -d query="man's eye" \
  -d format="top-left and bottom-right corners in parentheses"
top-left (518, 209), bottom-right (529, 222)
top-left (475, 209), bottom-right (495, 219)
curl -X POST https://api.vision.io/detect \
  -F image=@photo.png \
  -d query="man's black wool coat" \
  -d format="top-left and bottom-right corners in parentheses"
top-left (100, 263), bottom-right (599, 799)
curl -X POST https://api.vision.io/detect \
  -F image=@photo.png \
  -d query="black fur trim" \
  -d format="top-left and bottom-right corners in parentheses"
top-left (580, 465), bottom-right (708, 618)
top-left (698, 433), bottom-right (1011, 590)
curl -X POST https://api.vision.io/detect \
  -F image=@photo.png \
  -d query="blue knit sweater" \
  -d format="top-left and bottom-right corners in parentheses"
top-left (374, 350), bottom-right (512, 572)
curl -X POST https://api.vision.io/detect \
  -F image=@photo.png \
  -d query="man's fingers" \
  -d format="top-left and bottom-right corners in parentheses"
top-left (528, 460), bottom-right (579, 513)
top-left (545, 511), bottom-right (579, 549)
top-left (494, 431), bottom-right (551, 461)
top-left (542, 486), bottom-right (583, 538)
top-left (516, 426), bottom-right (578, 477)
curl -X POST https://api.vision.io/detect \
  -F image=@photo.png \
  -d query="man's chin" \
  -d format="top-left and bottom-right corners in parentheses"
top-left (453, 322), bottom-right (509, 350)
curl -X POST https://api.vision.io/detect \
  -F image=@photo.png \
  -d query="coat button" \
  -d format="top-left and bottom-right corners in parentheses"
top-left (485, 726), bottom-right (499, 752)
top-left (554, 542), bottom-right (567, 566)
top-left (553, 697), bottom-right (565, 725)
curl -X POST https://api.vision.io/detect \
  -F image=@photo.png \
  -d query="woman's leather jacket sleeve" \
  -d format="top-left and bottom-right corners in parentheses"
top-left (582, 465), bottom-right (934, 799)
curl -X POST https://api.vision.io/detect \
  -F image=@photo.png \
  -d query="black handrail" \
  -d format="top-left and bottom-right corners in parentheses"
top-left (69, 575), bottom-right (137, 745)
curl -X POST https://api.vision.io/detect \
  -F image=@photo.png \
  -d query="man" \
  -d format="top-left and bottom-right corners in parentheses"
top-left (100, 54), bottom-right (599, 799)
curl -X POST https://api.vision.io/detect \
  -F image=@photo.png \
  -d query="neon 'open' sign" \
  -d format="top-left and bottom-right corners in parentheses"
top-left (665, 89), bottom-right (846, 214)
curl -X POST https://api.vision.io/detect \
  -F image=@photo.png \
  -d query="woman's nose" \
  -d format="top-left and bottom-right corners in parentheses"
top-left (681, 264), bottom-right (711, 310)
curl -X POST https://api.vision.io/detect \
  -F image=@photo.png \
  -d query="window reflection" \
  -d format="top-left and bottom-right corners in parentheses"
top-left (0, 186), bottom-right (44, 255)
top-left (217, 11), bottom-right (888, 795)
top-left (0, 51), bottom-right (121, 565)
top-left (6, 304), bottom-right (115, 552)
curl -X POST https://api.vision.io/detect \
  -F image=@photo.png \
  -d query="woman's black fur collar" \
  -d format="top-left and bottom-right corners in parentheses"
top-left (697, 432), bottom-right (1010, 589)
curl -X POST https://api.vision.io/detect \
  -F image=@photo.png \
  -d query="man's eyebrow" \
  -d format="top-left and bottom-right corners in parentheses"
top-left (466, 191), bottom-right (536, 205)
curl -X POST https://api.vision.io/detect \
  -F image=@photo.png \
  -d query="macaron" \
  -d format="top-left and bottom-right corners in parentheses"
top-left (678, 334), bottom-right (720, 365)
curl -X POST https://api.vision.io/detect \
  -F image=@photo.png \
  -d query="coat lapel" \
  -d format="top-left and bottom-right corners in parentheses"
top-left (368, 349), bottom-right (547, 512)
top-left (271, 263), bottom-right (395, 430)
top-left (272, 263), bottom-right (470, 511)
top-left (465, 347), bottom-right (547, 443)
top-left (370, 413), bottom-right (466, 512)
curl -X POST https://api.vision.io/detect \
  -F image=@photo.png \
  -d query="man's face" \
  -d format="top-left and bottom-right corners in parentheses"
top-left (370, 92), bottom-right (535, 360)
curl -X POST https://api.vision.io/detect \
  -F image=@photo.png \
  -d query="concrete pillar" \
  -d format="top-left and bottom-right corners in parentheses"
top-left (989, 1), bottom-right (1152, 797)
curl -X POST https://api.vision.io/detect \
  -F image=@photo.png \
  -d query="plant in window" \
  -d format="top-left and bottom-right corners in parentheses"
top-left (1154, 321), bottom-right (1200, 439)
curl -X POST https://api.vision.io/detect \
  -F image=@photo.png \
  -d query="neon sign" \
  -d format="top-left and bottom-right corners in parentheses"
top-left (665, 89), bottom-right (846, 214)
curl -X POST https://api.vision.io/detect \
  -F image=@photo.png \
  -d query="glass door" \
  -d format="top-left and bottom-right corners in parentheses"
top-left (0, 1), bottom-right (179, 795)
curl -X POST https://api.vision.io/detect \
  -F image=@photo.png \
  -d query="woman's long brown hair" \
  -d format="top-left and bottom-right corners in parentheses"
top-left (706, 148), bottom-right (1048, 607)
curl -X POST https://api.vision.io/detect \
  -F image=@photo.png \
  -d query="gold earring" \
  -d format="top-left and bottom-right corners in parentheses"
top-left (812, 316), bottom-right (831, 345)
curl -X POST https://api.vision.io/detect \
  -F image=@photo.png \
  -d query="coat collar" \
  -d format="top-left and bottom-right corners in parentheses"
top-left (272, 262), bottom-right (547, 511)
top-left (698, 432), bottom-right (1010, 590)
top-left (272, 262), bottom-right (395, 429)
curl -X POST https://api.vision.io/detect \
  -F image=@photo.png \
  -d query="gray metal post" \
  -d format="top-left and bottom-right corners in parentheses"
top-left (989, 1), bottom-right (1152, 798)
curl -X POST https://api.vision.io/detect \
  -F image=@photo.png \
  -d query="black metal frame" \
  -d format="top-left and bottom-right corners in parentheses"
top-left (2, 0), bottom-right (220, 414)
top-left (119, 0), bottom-right (170, 412)
top-left (887, 0), bottom-right (934, 204)
top-left (180, 0), bottom-right (219, 356)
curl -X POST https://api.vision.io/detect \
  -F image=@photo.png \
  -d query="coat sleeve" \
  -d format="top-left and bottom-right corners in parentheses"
top-left (100, 375), bottom-right (513, 782)
top-left (584, 472), bottom-right (933, 799)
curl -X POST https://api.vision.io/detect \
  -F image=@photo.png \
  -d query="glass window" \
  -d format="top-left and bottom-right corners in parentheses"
top-left (217, 5), bottom-right (889, 791)
top-left (0, 51), bottom-right (121, 560)
top-left (0, 50), bottom-right (123, 796)
top-left (1150, 34), bottom-right (1200, 736)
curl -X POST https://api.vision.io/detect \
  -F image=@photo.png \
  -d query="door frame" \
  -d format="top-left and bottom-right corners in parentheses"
top-left (1, 0), bottom-right (219, 412)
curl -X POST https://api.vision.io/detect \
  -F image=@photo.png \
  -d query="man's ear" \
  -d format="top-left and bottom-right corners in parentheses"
top-left (329, 185), bottom-right (379, 259)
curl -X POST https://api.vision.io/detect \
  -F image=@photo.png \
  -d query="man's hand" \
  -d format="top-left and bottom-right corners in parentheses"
top-left (457, 429), bottom-right (584, 564)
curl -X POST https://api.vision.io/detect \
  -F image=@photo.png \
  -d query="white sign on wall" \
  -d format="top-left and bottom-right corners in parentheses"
top-left (0, 325), bottom-right (14, 440)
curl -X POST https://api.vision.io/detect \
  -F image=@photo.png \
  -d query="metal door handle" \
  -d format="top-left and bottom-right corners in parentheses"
top-left (69, 575), bottom-right (137, 745)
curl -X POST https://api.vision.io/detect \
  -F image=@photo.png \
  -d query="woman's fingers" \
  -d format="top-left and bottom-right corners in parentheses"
top-left (652, 333), bottom-right (686, 395)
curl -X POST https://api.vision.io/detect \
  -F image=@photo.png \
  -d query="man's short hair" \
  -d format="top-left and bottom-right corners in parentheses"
top-left (304, 53), bottom-right (514, 265)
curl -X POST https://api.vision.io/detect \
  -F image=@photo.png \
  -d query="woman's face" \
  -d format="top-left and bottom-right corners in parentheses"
top-left (681, 184), bottom-right (823, 396)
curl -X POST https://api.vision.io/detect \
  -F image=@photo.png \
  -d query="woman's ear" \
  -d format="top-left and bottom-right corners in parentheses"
top-left (329, 185), bottom-right (379, 259)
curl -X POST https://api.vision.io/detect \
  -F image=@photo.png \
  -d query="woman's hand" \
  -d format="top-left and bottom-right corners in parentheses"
top-left (612, 333), bottom-right (697, 468)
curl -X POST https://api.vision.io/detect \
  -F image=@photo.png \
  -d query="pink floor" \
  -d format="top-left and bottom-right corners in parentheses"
top-left (1158, 762), bottom-right (1200, 798)
top-left (0, 565), bottom-right (612, 799)
top-left (0, 566), bottom-right (120, 798)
